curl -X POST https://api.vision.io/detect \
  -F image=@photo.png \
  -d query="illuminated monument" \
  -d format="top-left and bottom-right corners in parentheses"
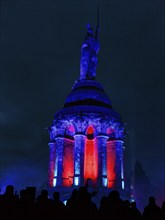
top-left (48, 21), bottom-right (125, 192)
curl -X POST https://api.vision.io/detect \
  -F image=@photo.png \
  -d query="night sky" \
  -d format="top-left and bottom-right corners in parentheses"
top-left (1, 1), bottom-right (165, 195)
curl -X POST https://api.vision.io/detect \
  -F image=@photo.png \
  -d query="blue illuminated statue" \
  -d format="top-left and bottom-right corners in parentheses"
top-left (80, 23), bottom-right (100, 80)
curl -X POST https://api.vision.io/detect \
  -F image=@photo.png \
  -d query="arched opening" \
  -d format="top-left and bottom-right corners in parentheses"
top-left (65, 124), bottom-right (75, 139)
top-left (106, 127), bottom-right (115, 139)
top-left (84, 125), bottom-right (98, 186)
top-left (86, 125), bottom-right (94, 139)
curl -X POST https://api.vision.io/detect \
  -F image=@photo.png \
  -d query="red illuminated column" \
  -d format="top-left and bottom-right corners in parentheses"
top-left (48, 141), bottom-right (56, 187)
top-left (97, 135), bottom-right (108, 187)
top-left (62, 138), bottom-right (74, 186)
top-left (107, 140), bottom-right (124, 189)
top-left (84, 138), bottom-right (98, 186)
top-left (74, 134), bottom-right (86, 186)
top-left (107, 140), bottom-right (117, 188)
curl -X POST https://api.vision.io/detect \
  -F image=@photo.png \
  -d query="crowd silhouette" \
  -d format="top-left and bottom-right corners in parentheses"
top-left (0, 184), bottom-right (164, 220)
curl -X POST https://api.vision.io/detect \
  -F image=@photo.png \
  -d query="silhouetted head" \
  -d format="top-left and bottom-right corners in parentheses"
top-left (108, 190), bottom-right (120, 201)
top-left (40, 189), bottom-right (48, 199)
top-left (19, 189), bottom-right (27, 199)
top-left (123, 199), bottom-right (130, 208)
top-left (86, 24), bottom-right (94, 37)
top-left (149, 196), bottom-right (156, 205)
top-left (5, 185), bottom-right (14, 195)
top-left (130, 201), bottom-right (137, 209)
top-left (53, 191), bottom-right (60, 201)
top-left (71, 189), bottom-right (78, 198)
top-left (78, 186), bottom-right (90, 201)
top-left (79, 186), bottom-right (88, 196)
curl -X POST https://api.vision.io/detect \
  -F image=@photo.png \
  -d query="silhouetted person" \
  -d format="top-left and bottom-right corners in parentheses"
top-left (98, 195), bottom-right (108, 220)
top-left (130, 201), bottom-right (142, 220)
top-left (106, 190), bottom-right (125, 220)
top-left (17, 189), bottom-right (30, 220)
top-left (51, 191), bottom-right (66, 220)
top-left (0, 185), bottom-right (19, 220)
top-left (34, 189), bottom-right (52, 220)
top-left (75, 186), bottom-right (98, 220)
top-left (161, 200), bottom-right (165, 220)
top-left (66, 189), bottom-right (78, 219)
top-left (123, 199), bottom-right (132, 220)
top-left (143, 196), bottom-right (162, 220)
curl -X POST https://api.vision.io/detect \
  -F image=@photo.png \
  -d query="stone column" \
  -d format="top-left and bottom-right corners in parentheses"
top-left (116, 140), bottom-right (124, 189)
top-left (48, 141), bottom-right (56, 187)
top-left (55, 137), bottom-right (64, 186)
top-left (97, 135), bottom-right (108, 187)
top-left (62, 138), bottom-right (74, 186)
top-left (74, 134), bottom-right (86, 186)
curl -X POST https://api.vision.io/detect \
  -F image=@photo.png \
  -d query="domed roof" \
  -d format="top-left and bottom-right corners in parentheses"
top-left (54, 79), bottom-right (121, 120)
top-left (64, 79), bottom-right (112, 108)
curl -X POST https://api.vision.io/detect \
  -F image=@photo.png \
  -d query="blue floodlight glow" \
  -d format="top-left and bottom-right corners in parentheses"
top-left (54, 158), bottom-right (58, 177)
top-left (53, 178), bottom-right (57, 187)
top-left (102, 177), bottom-right (108, 187)
top-left (122, 180), bottom-right (125, 190)
top-left (74, 177), bottom-right (79, 186)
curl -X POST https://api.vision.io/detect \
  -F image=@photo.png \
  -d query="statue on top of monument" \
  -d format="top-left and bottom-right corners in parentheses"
top-left (80, 20), bottom-right (100, 80)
